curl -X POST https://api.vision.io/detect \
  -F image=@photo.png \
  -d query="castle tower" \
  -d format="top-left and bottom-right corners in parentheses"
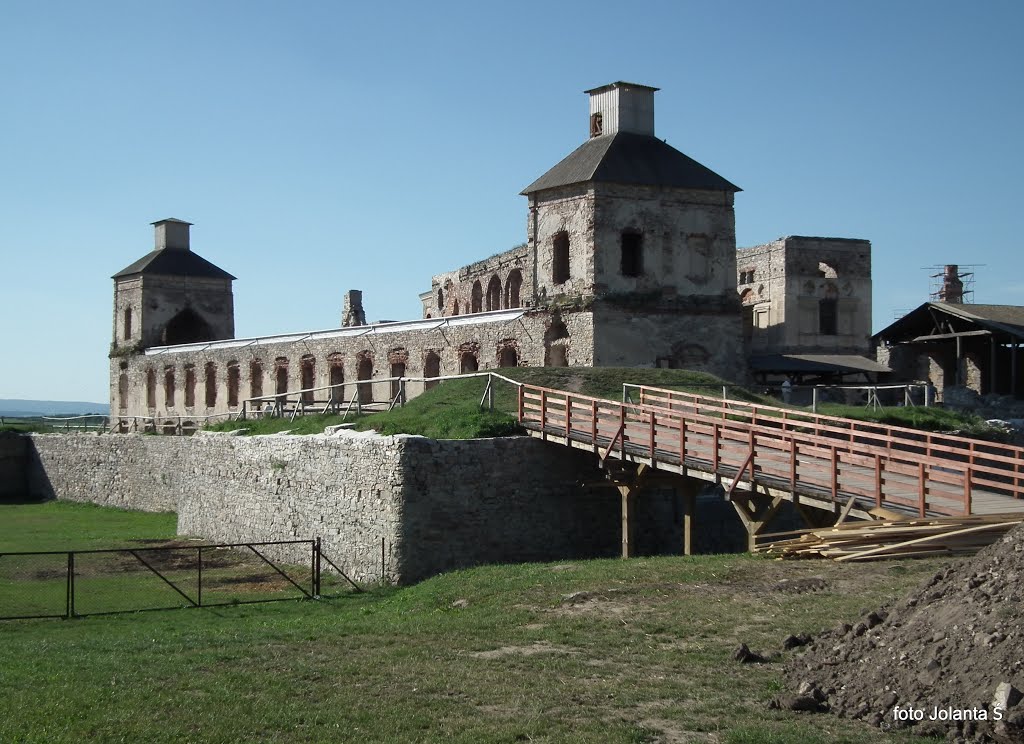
top-left (520, 82), bottom-right (745, 373)
top-left (111, 219), bottom-right (236, 351)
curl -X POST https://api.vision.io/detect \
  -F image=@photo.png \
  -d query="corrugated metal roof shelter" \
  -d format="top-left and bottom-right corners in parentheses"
top-left (874, 302), bottom-right (1024, 397)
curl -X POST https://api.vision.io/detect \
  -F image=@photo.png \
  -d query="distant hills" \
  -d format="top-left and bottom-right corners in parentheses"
top-left (0, 399), bottom-right (110, 417)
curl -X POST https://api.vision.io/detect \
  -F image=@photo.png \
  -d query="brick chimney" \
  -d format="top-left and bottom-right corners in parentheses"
top-left (938, 264), bottom-right (964, 303)
top-left (152, 218), bottom-right (192, 251)
top-left (342, 290), bottom-right (366, 327)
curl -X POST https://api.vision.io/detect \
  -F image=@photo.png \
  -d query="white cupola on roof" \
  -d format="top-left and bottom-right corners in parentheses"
top-left (585, 81), bottom-right (659, 138)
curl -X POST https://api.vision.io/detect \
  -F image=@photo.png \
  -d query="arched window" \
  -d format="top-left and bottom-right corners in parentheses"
top-left (424, 351), bottom-right (441, 390)
top-left (145, 368), bottom-right (156, 409)
top-left (453, 300), bottom-right (459, 316)
top-left (471, 281), bottom-right (483, 313)
top-left (390, 361), bottom-right (406, 400)
top-left (204, 362), bottom-right (217, 408)
top-left (118, 373), bottom-right (128, 411)
top-left (357, 356), bottom-right (373, 403)
top-left (184, 365), bottom-right (196, 407)
top-left (505, 270), bottom-right (523, 308)
top-left (227, 361), bottom-right (240, 407)
top-left (499, 347), bottom-right (518, 368)
top-left (328, 353), bottom-right (344, 402)
top-left (552, 232), bottom-right (569, 284)
top-left (275, 357), bottom-right (289, 401)
top-left (460, 352), bottom-right (479, 374)
top-left (164, 367), bottom-right (175, 408)
top-left (300, 355), bottom-right (315, 403)
top-left (437, 288), bottom-right (444, 310)
top-left (250, 360), bottom-right (263, 400)
top-left (486, 275), bottom-right (501, 311)
top-left (123, 307), bottom-right (132, 341)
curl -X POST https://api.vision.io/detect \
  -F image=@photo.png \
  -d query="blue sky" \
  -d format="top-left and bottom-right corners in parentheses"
top-left (2, 1), bottom-right (1022, 402)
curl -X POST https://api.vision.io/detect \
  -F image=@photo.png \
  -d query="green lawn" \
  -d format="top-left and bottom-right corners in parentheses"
top-left (0, 502), bottom-right (948, 743)
top-left (0, 501), bottom-right (177, 552)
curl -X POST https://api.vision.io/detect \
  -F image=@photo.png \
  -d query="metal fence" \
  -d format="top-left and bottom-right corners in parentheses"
top-left (0, 538), bottom-right (360, 621)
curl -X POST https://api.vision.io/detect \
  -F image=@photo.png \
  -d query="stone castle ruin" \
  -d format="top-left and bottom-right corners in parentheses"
top-left (110, 82), bottom-right (877, 424)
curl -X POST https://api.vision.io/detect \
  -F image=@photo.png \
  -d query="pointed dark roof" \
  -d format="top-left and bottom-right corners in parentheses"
top-left (521, 131), bottom-right (741, 195)
top-left (112, 249), bottom-right (236, 280)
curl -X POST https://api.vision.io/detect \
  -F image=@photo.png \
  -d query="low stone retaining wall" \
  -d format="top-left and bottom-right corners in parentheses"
top-left (18, 431), bottom-right (762, 584)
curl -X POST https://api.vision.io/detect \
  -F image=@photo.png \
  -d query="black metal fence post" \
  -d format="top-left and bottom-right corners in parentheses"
top-left (311, 539), bottom-right (319, 598)
top-left (66, 552), bottom-right (75, 618)
top-left (197, 546), bottom-right (203, 607)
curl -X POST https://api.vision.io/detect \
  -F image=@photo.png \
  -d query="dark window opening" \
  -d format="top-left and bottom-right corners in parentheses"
top-left (621, 232), bottom-right (643, 277)
top-left (460, 353), bottom-right (478, 374)
top-left (250, 361), bottom-right (263, 400)
top-left (118, 373), bottom-right (128, 411)
top-left (124, 307), bottom-right (132, 341)
top-left (328, 355), bottom-right (344, 402)
top-left (552, 232), bottom-right (569, 285)
top-left (424, 351), bottom-right (441, 390)
top-left (357, 357), bottom-right (373, 402)
top-left (162, 308), bottom-right (214, 346)
top-left (204, 363), bottom-right (217, 408)
top-left (437, 288), bottom-right (444, 310)
top-left (505, 270), bottom-right (523, 308)
top-left (300, 355), bottom-right (315, 403)
top-left (590, 112), bottom-right (603, 138)
top-left (819, 298), bottom-right (838, 336)
top-left (390, 362), bottom-right (406, 400)
top-left (486, 275), bottom-right (501, 311)
top-left (145, 369), bottom-right (156, 409)
top-left (499, 347), bottom-right (518, 368)
top-left (471, 281), bottom-right (483, 313)
top-left (164, 367), bottom-right (175, 408)
top-left (184, 365), bottom-right (196, 408)
top-left (275, 358), bottom-right (289, 402)
top-left (453, 300), bottom-right (459, 316)
top-left (227, 362), bottom-right (240, 408)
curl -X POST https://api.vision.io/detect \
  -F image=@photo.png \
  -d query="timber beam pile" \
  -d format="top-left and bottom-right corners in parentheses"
top-left (756, 513), bottom-right (1023, 562)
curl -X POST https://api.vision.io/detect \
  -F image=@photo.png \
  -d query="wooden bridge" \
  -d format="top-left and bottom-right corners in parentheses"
top-left (515, 382), bottom-right (1024, 555)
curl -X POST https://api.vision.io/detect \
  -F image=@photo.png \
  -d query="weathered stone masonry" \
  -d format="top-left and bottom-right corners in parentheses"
top-left (18, 432), bottom-right (782, 582)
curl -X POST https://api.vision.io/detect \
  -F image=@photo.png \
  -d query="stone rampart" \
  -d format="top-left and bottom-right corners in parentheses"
top-left (19, 431), bottom-right (759, 584)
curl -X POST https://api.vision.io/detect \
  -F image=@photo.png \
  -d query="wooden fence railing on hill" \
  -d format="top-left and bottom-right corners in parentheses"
top-left (516, 382), bottom-right (1024, 519)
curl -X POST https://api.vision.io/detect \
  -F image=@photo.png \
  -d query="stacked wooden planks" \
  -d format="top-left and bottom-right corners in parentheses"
top-left (756, 512), bottom-right (1024, 561)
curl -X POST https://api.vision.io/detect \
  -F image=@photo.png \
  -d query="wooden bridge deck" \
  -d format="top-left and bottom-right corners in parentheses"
top-left (516, 383), bottom-right (1024, 520)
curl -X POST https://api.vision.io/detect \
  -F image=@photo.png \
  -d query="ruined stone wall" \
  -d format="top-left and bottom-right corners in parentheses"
top-left (428, 244), bottom-right (532, 317)
top-left (18, 433), bottom-right (759, 583)
top-left (111, 309), bottom-right (596, 422)
top-left (592, 303), bottom-right (746, 382)
top-left (591, 184), bottom-right (737, 299)
top-left (738, 237), bottom-right (871, 355)
top-left (528, 185), bottom-right (597, 304)
top-left (20, 432), bottom-right (678, 584)
top-left (113, 275), bottom-right (234, 351)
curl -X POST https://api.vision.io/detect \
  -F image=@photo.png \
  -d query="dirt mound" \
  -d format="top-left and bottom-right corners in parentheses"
top-left (781, 523), bottom-right (1024, 742)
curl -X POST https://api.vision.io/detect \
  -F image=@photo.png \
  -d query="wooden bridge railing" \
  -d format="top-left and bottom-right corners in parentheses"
top-left (628, 384), bottom-right (1024, 506)
top-left (518, 382), bottom-right (1024, 518)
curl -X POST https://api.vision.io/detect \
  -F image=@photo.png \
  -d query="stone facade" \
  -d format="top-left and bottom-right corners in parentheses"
top-left (736, 236), bottom-right (872, 356)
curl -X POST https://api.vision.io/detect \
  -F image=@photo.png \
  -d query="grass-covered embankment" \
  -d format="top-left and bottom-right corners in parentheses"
top-left (0, 501), bottom-right (947, 744)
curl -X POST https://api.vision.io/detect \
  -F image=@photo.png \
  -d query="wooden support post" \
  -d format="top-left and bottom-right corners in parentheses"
top-left (681, 481), bottom-right (698, 556)
top-left (619, 485), bottom-right (636, 559)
